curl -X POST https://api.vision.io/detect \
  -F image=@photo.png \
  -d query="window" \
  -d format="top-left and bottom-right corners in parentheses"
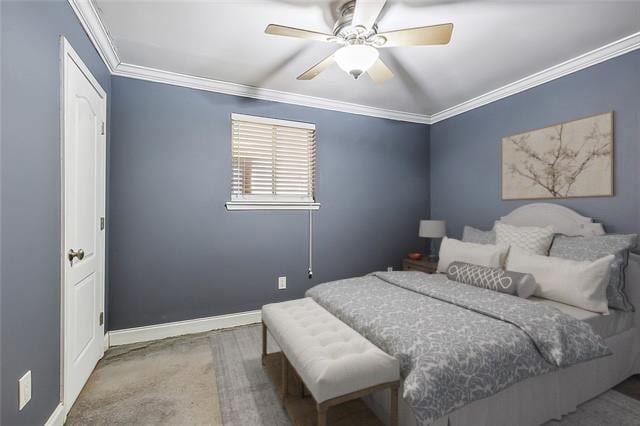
top-left (225, 113), bottom-right (319, 210)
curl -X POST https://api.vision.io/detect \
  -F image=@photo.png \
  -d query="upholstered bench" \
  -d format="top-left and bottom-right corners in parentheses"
top-left (262, 297), bottom-right (400, 426)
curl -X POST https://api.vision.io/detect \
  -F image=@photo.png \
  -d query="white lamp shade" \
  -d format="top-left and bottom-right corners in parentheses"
top-left (335, 45), bottom-right (379, 78)
top-left (419, 220), bottom-right (446, 238)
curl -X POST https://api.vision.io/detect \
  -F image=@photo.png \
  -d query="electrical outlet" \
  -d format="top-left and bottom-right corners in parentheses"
top-left (387, 266), bottom-right (393, 272)
top-left (278, 276), bottom-right (287, 290)
top-left (18, 371), bottom-right (31, 410)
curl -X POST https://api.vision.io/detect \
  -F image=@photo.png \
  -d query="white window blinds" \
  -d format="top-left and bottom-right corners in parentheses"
top-left (230, 113), bottom-right (317, 206)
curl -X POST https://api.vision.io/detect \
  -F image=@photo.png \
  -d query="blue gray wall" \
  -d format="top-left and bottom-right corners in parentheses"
top-left (3, 1), bottom-right (637, 423)
top-left (430, 50), bottom-right (640, 238)
top-left (108, 76), bottom-right (430, 330)
top-left (0, 1), bottom-right (111, 424)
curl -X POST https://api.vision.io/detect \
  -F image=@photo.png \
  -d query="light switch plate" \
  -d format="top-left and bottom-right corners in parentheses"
top-left (278, 276), bottom-right (287, 290)
top-left (18, 370), bottom-right (31, 410)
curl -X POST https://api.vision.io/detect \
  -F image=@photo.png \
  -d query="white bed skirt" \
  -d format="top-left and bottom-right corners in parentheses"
top-left (364, 327), bottom-right (640, 426)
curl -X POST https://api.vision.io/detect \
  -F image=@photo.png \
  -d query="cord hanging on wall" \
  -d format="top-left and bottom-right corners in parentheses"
top-left (308, 209), bottom-right (313, 279)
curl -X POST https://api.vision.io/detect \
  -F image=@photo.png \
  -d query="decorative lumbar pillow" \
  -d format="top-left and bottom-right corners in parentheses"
top-left (437, 237), bottom-right (509, 273)
top-left (495, 222), bottom-right (554, 255)
top-left (446, 261), bottom-right (537, 298)
top-left (549, 234), bottom-right (638, 311)
top-left (506, 247), bottom-right (613, 314)
top-left (462, 226), bottom-right (496, 245)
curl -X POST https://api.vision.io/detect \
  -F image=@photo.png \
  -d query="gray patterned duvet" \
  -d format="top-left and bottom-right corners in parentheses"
top-left (305, 271), bottom-right (611, 425)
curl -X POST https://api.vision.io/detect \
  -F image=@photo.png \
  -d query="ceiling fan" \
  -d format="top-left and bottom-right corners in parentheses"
top-left (264, 0), bottom-right (453, 84)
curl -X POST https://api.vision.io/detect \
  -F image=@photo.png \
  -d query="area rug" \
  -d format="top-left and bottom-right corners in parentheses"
top-left (209, 324), bottom-right (380, 426)
top-left (208, 325), bottom-right (290, 425)
top-left (543, 389), bottom-right (640, 426)
top-left (214, 325), bottom-right (640, 426)
top-left (68, 324), bottom-right (640, 426)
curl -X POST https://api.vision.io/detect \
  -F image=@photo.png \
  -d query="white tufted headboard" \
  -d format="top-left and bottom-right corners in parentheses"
top-left (500, 203), bottom-right (605, 236)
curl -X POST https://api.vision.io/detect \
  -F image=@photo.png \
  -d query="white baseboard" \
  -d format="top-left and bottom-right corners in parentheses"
top-left (45, 403), bottom-right (65, 426)
top-left (103, 332), bottom-right (110, 350)
top-left (108, 310), bottom-right (262, 346)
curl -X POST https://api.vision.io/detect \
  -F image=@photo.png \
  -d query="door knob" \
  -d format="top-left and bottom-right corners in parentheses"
top-left (68, 248), bottom-right (85, 264)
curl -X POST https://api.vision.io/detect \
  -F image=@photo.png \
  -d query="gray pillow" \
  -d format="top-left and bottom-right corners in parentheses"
top-left (549, 234), bottom-right (638, 311)
top-left (446, 261), bottom-right (537, 298)
top-left (462, 226), bottom-right (496, 245)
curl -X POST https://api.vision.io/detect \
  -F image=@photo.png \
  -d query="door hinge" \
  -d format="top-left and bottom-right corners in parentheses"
top-left (101, 122), bottom-right (105, 135)
top-left (100, 217), bottom-right (105, 230)
top-left (99, 312), bottom-right (104, 326)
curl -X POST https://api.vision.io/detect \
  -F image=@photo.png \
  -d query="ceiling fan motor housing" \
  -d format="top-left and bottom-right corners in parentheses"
top-left (333, 0), bottom-right (386, 47)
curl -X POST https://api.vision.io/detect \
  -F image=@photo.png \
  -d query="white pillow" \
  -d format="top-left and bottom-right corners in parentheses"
top-left (495, 222), bottom-right (554, 255)
top-left (437, 237), bottom-right (509, 273)
top-left (506, 247), bottom-right (613, 314)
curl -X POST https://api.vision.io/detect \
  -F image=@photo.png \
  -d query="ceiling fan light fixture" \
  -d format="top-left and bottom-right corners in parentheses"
top-left (335, 45), bottom-right (379, 79)
top-left (266, 0), bottom-right (454, 83)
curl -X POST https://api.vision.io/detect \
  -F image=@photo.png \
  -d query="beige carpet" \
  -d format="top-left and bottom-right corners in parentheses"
top-left (67, 324), bottom-right (640, 426)
top-left (66, 333), bottom-right (222, 425)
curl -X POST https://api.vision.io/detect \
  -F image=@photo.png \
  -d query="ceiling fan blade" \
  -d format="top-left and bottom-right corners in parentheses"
top-left (378, 23), bottom-right (453, 47)
top-left (367, 58), bottom-right (393, 84)
top-left (265, 24), bottom-right (333, 42)
top-left (352, 0), bottom-right (387, 29)
top-left (297, 54), bottom-right (335, 80)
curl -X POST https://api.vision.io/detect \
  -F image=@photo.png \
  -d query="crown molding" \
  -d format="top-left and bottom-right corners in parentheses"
top-left (429, 31), bottom-right (640, 124)
top-left (68, 0), bottom-right (430, 124)
top-left (68, 0), bottom-right (120, 72)
top-left (70, 0), bottom-right (640, 125)
top-left (113, 62), bottom-right (431, 124)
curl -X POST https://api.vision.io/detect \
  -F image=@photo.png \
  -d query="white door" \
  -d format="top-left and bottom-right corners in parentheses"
top-left (61, 38), bottom-right (106, 412)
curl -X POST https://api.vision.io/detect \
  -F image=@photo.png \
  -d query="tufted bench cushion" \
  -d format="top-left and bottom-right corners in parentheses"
top-left (262, 297), bottom-right (400, 404)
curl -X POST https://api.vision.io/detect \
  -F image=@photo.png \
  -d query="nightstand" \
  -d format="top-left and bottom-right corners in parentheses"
top-left (402, 258), bottom-right (438, 274)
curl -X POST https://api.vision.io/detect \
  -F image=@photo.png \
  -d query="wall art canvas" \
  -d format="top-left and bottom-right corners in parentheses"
top-left (502, 112), bottom-right (613, 200)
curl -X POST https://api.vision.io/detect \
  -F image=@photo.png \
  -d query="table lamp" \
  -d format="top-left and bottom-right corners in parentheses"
top-left (419, 220), bottom-right (446, 261)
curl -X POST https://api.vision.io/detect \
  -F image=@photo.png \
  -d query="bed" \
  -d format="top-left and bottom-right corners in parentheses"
top-left (305, 203), bottom-right (640, 426)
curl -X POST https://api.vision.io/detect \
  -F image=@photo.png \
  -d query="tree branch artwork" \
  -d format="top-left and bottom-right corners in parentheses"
top-left (502, 113), bottom-right (612, 200)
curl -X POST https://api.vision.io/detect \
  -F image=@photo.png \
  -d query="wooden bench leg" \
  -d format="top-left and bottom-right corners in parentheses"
top-left (261, 321), bottom-right (268, 365)
top-left (281, 352), bottom-right (288, 405)
top-left (390, 384), bottom-right (399, 426)
top-left (317, 405), bottom-right (327, 426)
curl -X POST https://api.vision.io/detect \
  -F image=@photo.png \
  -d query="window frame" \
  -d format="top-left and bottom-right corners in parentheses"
top-left (225, 113), bottom-right (320, 211)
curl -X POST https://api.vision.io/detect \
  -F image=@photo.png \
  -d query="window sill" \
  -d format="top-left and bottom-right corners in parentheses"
top-left (225, 201), bottom-right (321, 211)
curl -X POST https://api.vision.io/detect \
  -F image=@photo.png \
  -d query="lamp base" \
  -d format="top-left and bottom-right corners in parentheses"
top-left (428, 238), bottom-right (441, 263)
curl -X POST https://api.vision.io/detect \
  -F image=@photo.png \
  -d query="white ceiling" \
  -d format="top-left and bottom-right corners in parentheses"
top-left (94, 0), bottom-right (640, 117)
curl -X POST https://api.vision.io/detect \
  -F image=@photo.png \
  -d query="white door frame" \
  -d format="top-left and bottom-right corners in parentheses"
top-left (59, 36), bottom-right (107, 416)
